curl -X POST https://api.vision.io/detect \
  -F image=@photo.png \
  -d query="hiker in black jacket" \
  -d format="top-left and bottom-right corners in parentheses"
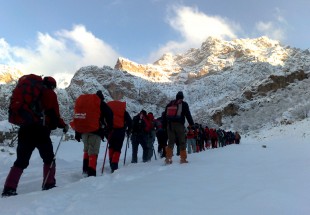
top-left (163, 91), bottom-right (194, 164)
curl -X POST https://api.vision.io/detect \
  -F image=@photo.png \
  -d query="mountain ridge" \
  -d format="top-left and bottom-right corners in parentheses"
top-left (0, 36), bottom-right (310, 133)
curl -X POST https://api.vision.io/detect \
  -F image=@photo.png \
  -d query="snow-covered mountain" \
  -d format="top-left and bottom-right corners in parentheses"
top-left (1, 36), bottom-right (310, 133)
top-left (0, 65), bottom-right (23, 84)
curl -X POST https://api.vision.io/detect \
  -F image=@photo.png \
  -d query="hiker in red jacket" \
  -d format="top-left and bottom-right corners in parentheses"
top-left (2, 76), bottom-right (69, 197)
top-left (107, 100), bottom-right (132, 173)
top-left (186, 126), bottom-right (196, 154)
top-left (204, 126), bottom-right (211, 149)
top-left (146, 112), bottom-right (156, 161)
top-left (210, 128), bottom-right (218, 148)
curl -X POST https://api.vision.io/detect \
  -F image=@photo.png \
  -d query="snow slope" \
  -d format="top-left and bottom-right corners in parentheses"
top-left (0, 118), bottom-right (310, 215)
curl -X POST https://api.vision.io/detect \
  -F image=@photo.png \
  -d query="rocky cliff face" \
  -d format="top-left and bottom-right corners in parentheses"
top-left (1, 36), bottom-right (310, 133)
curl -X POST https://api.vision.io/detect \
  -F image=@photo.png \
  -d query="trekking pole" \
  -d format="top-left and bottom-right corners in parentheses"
top-left (123, 135), bottom-right (130, 166)
top-left (42, 133), bottom-right (64, 189)
top-left (101, 140), bottom-right (109, 175)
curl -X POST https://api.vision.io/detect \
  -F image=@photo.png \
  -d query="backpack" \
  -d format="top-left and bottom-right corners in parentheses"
top-left (132, 113), bottom-right (146, 134)
top-left (8, 74), bottom-right (44, 126)
top-left (166, 99), bottom-right (182, 121)
top-left (107, 100), bottom-right (126, 129)
top-left (70, 94), bottom-right (101, 133)
top-left (154, 118), bottom-right (163, 130)
top-left (143, 116), bottom-right (153, 132)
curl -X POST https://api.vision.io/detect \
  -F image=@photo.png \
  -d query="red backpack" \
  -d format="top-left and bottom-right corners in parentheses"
top-left (107, 100), bottom-right (126, 129)
top-left (8, 74), bottom-right (44, 126)
top-left (143, 116), bottom-right (153, 132)
top-left (70, 94), bottom-right (101, 133)
top-left (166, 99), bottom-right (183, 121)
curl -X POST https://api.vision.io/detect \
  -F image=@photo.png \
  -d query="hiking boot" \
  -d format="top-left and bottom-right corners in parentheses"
top-left (180, 159), bottom-right (189, 164)
top-left (180, 150), bottom-right (188, 164)
top-left (83, 158), bottom-right (89, 174)
top-left (165, 158), bottom-right (172, 165)
top-left (165, 146), bottom-right (173, 165)
top-left (82, 171), bottom-right (88, 178)
top-left (42, 183), bottom-right (56, 191)
top-left (87, 167), bottom-right (96, 177)
top-left (110, 163), bottom-right (118, 173)
top-left (2, 188), bottom-right (17, 197)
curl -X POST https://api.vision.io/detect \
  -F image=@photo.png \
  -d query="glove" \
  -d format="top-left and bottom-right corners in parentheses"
top-left (63, 124), bottom-right (69, 133)
top-left (75, 132), bottom-right (81, 142)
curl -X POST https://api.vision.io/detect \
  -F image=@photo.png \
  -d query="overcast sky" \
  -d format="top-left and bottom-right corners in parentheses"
top-left (0, 0), bottom-right (309, 80)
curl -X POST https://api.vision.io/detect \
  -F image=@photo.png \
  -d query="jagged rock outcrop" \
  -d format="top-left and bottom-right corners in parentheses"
top-left (243, 70), bottom-right (308, 100)
top-left (211, 69), bottom-right (309, 127)
top-left (114, 57), bottom-right (167, 81)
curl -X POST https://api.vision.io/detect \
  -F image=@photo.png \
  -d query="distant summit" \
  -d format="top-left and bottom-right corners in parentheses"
top-left (113, 36), bottom-right (301, 84)
top-left (0, 65), bottom-right (23, 84)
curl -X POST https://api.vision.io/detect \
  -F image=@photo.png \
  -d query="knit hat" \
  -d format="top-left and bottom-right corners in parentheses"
top-left (96, 90), bottom-right (104, 100)
top-left (176, 91), bottom-right (184, 100)
top-left (140, 109), bottom-right (147, 116)
top-left (43, 76), bottom-right (57, 89)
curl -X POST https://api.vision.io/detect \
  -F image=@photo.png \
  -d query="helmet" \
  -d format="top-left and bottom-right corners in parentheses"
top-left (43, 76), bottom-right (57, 89)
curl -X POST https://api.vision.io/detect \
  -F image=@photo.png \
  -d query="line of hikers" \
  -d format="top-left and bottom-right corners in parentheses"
top-left (1, 74), bottom-right (240, 197)
top-left (184, 125), bottom-right (241, 154)
top-left (131, 112), bottom-right (241, 160)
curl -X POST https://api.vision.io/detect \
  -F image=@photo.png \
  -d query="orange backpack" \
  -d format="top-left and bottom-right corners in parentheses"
top-left (107, 100), bottom-right (126, 129)
top-left (70, 94), bottom-right (101, 133)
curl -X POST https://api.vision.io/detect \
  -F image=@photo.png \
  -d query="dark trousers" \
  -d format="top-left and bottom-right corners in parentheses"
top-left (3, 125), bottom-right (55, 191)
top-left (109, 129), bottom-right (126, 167)
top-left (15, 125), bottom-right (54, 169)
top-left (109, 129), bottom-right (126, 153)
top-left (131, 134), bottom-right (148, 163)
top-left (156, 130), bottom-right (168, 157)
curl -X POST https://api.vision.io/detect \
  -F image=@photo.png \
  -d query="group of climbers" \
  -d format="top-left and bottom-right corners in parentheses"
top-left (186, 125), bottom-right (241, 154)
top-left (1, 75), bottom-right (240, 198)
